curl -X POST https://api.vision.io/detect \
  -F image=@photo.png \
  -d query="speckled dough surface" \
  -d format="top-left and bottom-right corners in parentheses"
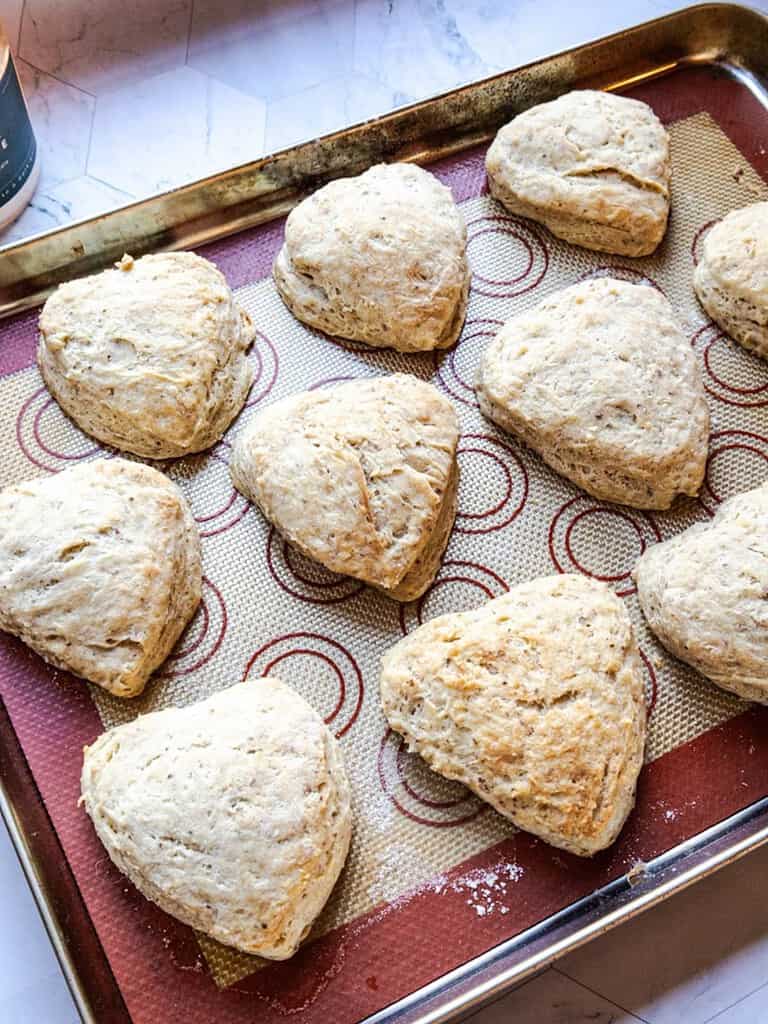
top-left (38, 252), bottom-right (256, 459)
top-left (0, 458), bottom-right (201, 697)
top-left (634, 483), bottom-right (768, 704)
top-left (80, 679), bottom-right (352, 958)
top-left (485, 90), bottom-right (670, 256)
top-left (273, 163), bottom-right (470, 352)
top-left (380, 574), bottom-right (646, 856)
top-left (693, 201), bottom-right (768, 358)
top-left (230, 373), bottom-right (460, 599)
top-left (476, 278), bottom-right (709, 509)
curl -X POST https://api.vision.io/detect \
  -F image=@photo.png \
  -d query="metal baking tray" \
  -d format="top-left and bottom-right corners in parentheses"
top-left (2, 5), bottom-right (768, 1023)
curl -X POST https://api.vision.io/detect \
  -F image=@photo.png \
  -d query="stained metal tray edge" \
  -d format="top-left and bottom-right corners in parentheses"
top-left (2, 2), bottom-right (768, 318)
top-left (1, 5), bottom-right (768, 1024)
top-left (373, 798), bottom-right (768, 1023)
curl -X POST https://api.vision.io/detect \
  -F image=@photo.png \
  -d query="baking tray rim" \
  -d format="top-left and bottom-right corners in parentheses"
top-left (372, 796), bottom-right (768, 1023)
top-left (2, 4), bottom-right (768, 1023)
top-left (2, 2), bottom-right (768, 317)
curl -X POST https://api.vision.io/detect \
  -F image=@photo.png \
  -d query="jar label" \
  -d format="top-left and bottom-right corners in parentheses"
top-left (0, 57), bottom-right (37, 205)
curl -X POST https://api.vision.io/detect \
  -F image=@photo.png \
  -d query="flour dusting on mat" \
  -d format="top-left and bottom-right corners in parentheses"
top-left (447, 862), bottom-right (525, 917)
top-left (368, 850), bottom-right (524, 920)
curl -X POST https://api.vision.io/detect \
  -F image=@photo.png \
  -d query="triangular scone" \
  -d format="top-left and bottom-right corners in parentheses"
top-left (476, 278), bottom-right (710, 509)
top-left (0, 459), bottom-right (201, 697)
top-left (693, 202), bottom-right (768, 359)
top-left (81, 679), bottom-right (352, 959)
top-left (230, 374), bottom-right (459, 599)
top-left (273, 163), bottom-right (470, 352)
top-left (38, 252), bottom-right (255, 459)
top-left (634, 483), bottom-right (768, 703)
top-left (380, 574), bottom-right (646, 857)
top-left (486, 90), bottom-right (670, 256)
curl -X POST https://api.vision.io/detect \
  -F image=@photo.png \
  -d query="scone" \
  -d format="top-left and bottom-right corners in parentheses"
top-left (693, 202), bottom-right (768, 358)
top-left (273, 163), bottom-right (470, 352)
top-left (0, 458), bottom-right (201, 697)
top-left (476, 278), bottom-right (709, 509)
top-left (380, 574), bottom-right (646, 856)
top-left (81, 678), bottom-right (352, 959)
top-left (230, 374), bottom-right (459, 601)
top-left (38, 252), bottom-right (256, 459)
top-left (634, 483), bottom-right (768, 703)
top-left (486, 90), bottom-right (670, 256)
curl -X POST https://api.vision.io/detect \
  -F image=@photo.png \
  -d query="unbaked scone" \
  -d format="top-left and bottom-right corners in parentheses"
top-left (476, 278), bottom-right (709, 509)
top-left (273, 163), bottom-right (470, 352)
top-left (486, 90), bottom-right (670, 256)
top-left (634, 483), bottom-right (768, 703)
top-left (38, 252), bottom-right (256, 459)
top-left (693, 202), bottom-right (768, 358)
top-left (230, 374), bottom-right (459, 601)
top-left (81, 678), bottom-right (352, 959)
top-left (0, 458), bottom-right (201, 697)
top-left (380, 574), bottom-right (646, 856)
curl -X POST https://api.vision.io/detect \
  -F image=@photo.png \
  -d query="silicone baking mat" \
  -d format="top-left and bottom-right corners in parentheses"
top-left (1, 65), bottom-right (768, 1024)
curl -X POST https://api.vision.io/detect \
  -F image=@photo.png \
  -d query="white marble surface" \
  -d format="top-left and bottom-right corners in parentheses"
top-left (10, 0), bottom-right (768, 247)
top-left (2, 2), bottom-right (768, 1022)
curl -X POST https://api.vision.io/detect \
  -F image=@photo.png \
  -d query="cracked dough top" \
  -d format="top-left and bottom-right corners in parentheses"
top-left (0, 458), bottom-right (201, 697)
top-left (81, 678), bottom-right (352, 958)
top-left (476, 277), bottom-right (709, 509)
top-left (273, 163), bottom-right (470, 352)
top-left (696, 201), bottom-right (768, 308)
top-left (380, 573), bottom-right (646, 856)
top-left (229, 374), bottom-right (459, 593)
top-left (38, 252), bottom-right (255, 459)
top-left (485, 90), bottom-right (670, 255)
top-left (634, 482), bottom-right (768, 703)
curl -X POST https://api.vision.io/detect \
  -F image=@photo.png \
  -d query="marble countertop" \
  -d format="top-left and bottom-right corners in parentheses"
top-left (5, 0), bottom-right (768, 247)
top-left (2, 2), bottom-right (768, 1023)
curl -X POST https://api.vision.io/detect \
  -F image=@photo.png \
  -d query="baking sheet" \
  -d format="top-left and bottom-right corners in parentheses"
top-left (2, 31), bottom-right (768, 1024)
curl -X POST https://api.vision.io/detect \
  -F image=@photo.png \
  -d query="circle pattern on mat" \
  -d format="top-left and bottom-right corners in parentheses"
top-left (308, 374), bottom-right (361, 391)
top-left (243, 631), bottom-right (364, 737)
top-left (578, 265), bottom-right (664, 294)
top-left (455, 434), bottom-right (528, 535)
top-left (466, 214), bottom-right (549, 298)
top-left (548, 496), bottom-right (661, 597)
top-left (639, 648), bottom-right (658, 716)
top-left (699, 429), bottom-right (768, 516)
top-left (377, 728), bottom-right (486, 828)
top-left (691, 219), bottom-right (718, 266)
top-left (165, 445), bottom-right (251, 539)
top-left (16, 386), bottom-right (104, 473)
top-left (162, 577), bottom-right (227, 677)
top-left (266, 527), bottom-right (365, 605)
top-left (432, 318), bottom-right (503, 409)
top-left (314, 325), bottom-right (376, 355)
top-left (399, 559), bottom-right (509, 635)
top-left (244, 329), bottom-right (280, 408)
top-left (691, 323), bottom-right (768, 408)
